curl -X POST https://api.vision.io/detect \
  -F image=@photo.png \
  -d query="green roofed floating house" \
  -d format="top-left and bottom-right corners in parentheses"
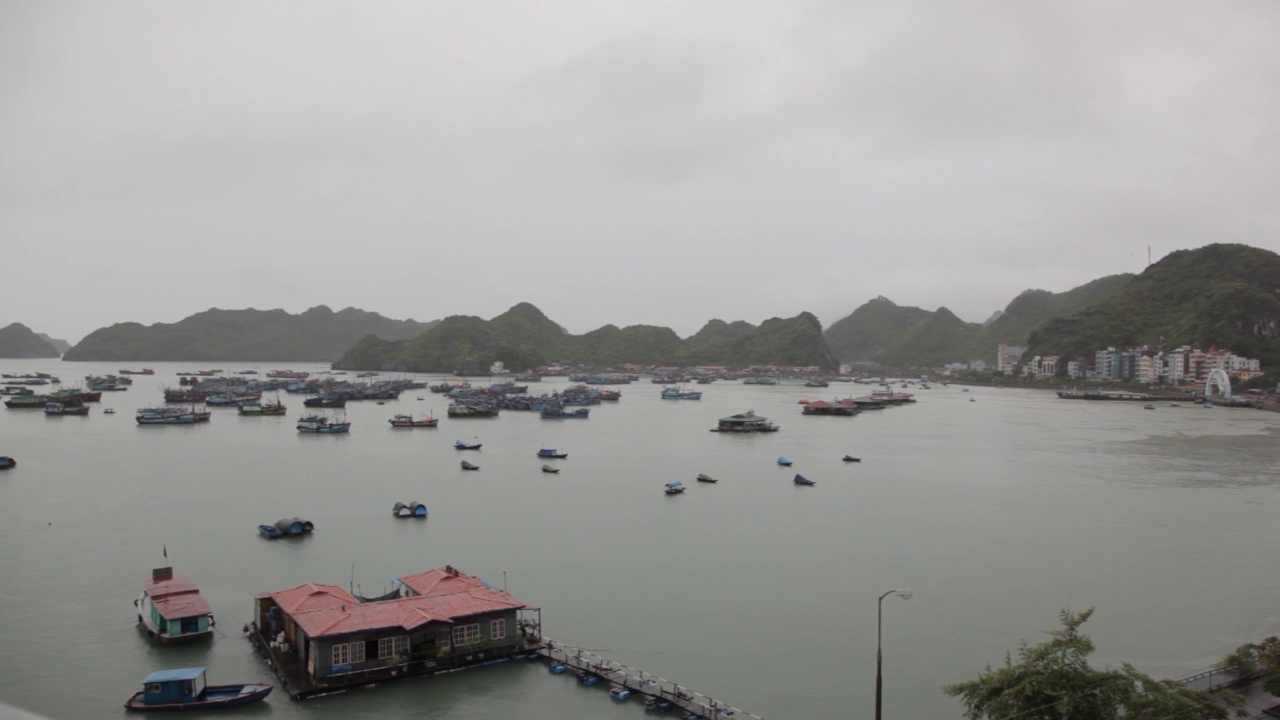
top-left (711, 410), bottom-right (779, 433)
top-left (248, 565), bottom-right (541, 699)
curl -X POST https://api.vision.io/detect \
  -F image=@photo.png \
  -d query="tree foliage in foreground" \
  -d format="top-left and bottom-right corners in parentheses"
top-left (944, 608), bottom-right (1238, 720)
top-left (1223, 635), bottom-right (1280, 696)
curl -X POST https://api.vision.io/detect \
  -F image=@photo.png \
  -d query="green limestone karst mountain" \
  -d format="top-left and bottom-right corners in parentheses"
top-left (334, 304), bottom-right (838, 371)
top-left (823, 274), bottom-right (1135, 368)
top-left (63, 306), bottom-right (437, 362)
top-left (0, 323), bottom-right (62, 358)
top-left (1025, 244), bottom-right (1280, 368)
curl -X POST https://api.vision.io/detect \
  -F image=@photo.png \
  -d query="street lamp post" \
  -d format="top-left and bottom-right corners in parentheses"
top-left (876, 588), bottom-right (913, 720)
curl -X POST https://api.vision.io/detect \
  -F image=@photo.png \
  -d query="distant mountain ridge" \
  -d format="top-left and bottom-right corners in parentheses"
top-left (1025, 244), bottom-right (1280, 368)
top-left (824, 274), bottom-right (1134, 367)
top-left (0, 323), bottom-right (61, 358)
top-left (63, 306), bottom-right (438, 362)
top-left (334, 302), bottom-right (838, 371)
top-left (36, 333), bottom-right (71, 354)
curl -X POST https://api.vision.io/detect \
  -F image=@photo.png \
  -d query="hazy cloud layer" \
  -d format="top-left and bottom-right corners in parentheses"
top-left (3, 1), bottom-right (1277, 342)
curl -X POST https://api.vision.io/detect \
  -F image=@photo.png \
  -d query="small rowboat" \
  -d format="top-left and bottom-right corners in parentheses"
top-left (0, 456), bottom-right (15, 470)
top-left (454, 440), bottom-right (482, 450)
top-left (794, 474), bottom-right (816, 486)
top-left (777, 456), bottom-right (793, 466)
top-left (664, 481), bottom-right (686, 494)
top-left (842, 455), bottom-right (861, 462)
top-left (536, 448), bottom-right (568, 458)
top-left (696, 473), bottom-right (718, 483)
top-left (541, 464), bottom-right (560, 474)
top-left (460, 460), bottom-right (479, 471)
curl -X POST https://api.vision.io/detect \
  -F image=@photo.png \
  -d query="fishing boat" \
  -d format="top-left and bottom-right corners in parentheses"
top-left (536, 448), bottom-right (568, 459)
top-left (392, 501), bottom-right (428, 518)
top-left (460, 460), bottom-right (480, 471)
top-left (135, 567), bottom-right (214, 643)
top-left (577, 671), bottom-right (601, 686)
top-left (1143, 404), bottom-right (1155, 410)
top-left (664, 481), bottom-right (686, 495)
top-left (123, 667), bottom-right (272, 710)
top-left (777, 456), bottom-right (793, 466)
top-left (389, 413), bottom-right (438, 428)
top-left (118, 368), bottom-right (155, 375)
top-left (104, 408), bottom-right (116, 414)
top-left (610, 687), bottom-right (631, 700)
top-left (794, 474), bottom-right (816, 486)
top-left (660, 387), bottom-right (703, 400)
top-left (44, 401), bottom-right (90, 416)
top-left (541, 464), bottom-right (560, 474)
top-left (257, 517), bottom-right (314, 539)
top-left (4, 394), bottom-right (49, 408)
top-left (447, 403), bottom-right (500, 418)
top-left (296, 414), bottom-right (350, 433)
top-left (238, 396), bottom-right (286, 416)
top-left (454, 439), bottom-right (482, 450)
top-left (0, 456), bottom-right (14, 470)
top-left (842, 455), bottom-right (861, 462)
top-left (136, 406), bottom-right (212, 425)
top-left (696, 473), bottom-right (718, 483)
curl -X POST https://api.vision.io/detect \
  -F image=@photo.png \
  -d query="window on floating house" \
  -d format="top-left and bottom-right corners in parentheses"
top-left (491, 619), bottom-right (506, 640)
top-left (378, 636), bottom-right (409, 659)
top-left (451, 623), bottom-right (481, 646)
top-left (332, 641), bottom-right (366, 666)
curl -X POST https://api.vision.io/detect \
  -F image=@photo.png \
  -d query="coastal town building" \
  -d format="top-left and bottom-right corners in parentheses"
top-left (996, 344), bottom-right (1026, 375)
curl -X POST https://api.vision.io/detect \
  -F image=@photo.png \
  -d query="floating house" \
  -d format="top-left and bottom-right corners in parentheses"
top-left (249, 565), bottom-right (540, 698)
top-left (711, 410), bottom-right (780, 433)
top-left (136, 567), bottom-right (215, 643)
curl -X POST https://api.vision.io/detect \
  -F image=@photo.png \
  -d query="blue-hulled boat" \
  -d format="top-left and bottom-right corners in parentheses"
top-left (258, 517), bottom-right (314, 538)
top-left (393, 501), bottom-right (428, 518)
top-left (610, 687), bottom-right (631, 700)
top-left (123, 667), bottom-right (271, 710)
top-left (660, 387), bottom-right (703, 400)
top-left (0, 456), bottom-right (14, 470)
top-left (537, 448), bottom-right (567, 458)
top-left (664, 481), bottom-right (686, 495)
top-left (646, 697), bottom-right (675, 712)
top-left (455, 439), bottom-right (482, 450)
top-left (794, 474), bottom-right (815, 486)
top-left (549, 663), bottom-right (567, 674)
top-left (577, 671), bottom-right (601, 686)
top-left (777, 456), bottom-right (793, 466)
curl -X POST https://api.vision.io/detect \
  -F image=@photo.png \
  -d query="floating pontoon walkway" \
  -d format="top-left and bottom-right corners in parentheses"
top-left (537, 638), bottom-right (766, 720)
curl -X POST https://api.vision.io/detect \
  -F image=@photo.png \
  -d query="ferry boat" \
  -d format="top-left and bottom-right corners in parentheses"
top-left (389, 413), bottom-right (438, 428)
top-left (296, 414), bottom-right (351, 433)
top-left (135, 567), bottom-right (214, 643)
top-left (136, 406), bottom-right (212, 425)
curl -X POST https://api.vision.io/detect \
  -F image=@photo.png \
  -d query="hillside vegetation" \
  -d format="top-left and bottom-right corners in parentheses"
top-left (0, 323), bottom-right (62, 358)
top-left (334, 303), bottom-right (838, 371)
top-left (824, 274), bottom-right (1134, 367)
top-left (1026, 244), bottom-right (1280, 367)
top-left (63, 306), bottom-right (437, 362)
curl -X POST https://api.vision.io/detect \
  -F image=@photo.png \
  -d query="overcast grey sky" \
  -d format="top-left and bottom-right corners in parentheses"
top-left (4, 1), bottom-right (1278, 343)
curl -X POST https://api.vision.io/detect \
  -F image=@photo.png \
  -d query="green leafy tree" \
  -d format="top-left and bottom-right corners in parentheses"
top-left (944, 608), bottom-right (1238, 720)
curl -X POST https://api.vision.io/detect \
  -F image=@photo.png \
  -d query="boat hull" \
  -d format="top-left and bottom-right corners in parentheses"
top-left (124, 683), bottom-right (272, 710)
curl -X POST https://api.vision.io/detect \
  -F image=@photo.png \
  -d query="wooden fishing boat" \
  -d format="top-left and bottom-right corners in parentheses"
top-left (541, 464), bottom-right (560, 474)
top-left (460, 460), bottom-right (480, 471)
top-left (454, 439), bottom-right (482, 450)
top-left (664, 481), bottom-right (685, 494)
top-left (136, 406), bottom-right (211, 425)
top-left (696, 473), bottom-right (718, 483)
top-left (536, 448), bottom-right (567, 459)
top-left (123, 667), bottom-right (271, 710)
top-left (842, 455), bottom-right (861, 462)
top-left (135, 567), bottom-right (214, 643)
top-left (793, 474), bottom-right (816, 486)
top-left (296, 414), bottom-right (350, 433)
top-left (44, 401), bottom-right (90, 415)
top-left (0, 456), bottom-right (14, 470)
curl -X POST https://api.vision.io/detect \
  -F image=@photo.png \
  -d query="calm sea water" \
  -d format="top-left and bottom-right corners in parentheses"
top-left (2, 360), bottom-right (1279, 720)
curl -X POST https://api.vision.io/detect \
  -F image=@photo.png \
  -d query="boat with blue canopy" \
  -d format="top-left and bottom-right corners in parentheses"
top-left (777, 456), bottom-right (793, 466)
top-left (123, 667), bottom-right (272, 710)
top-left (537, 448), bottom-right (567, 458)
top-left (664, 481), bottom-right (686, 495)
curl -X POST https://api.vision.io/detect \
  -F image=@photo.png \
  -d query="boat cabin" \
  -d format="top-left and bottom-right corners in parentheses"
top-left (139, 567), bottom-right (214, 642)
top-left (138, 667), bottom-right (208, 706)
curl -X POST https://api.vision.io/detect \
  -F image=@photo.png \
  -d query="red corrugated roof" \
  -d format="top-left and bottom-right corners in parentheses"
top-left (268, 568), bottom-right (529, 638)
top-left (144, 571), bottom-right (212, 620)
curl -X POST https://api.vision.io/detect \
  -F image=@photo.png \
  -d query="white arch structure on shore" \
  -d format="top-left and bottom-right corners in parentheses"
top-left (1205, 368), bottom-right (1232, 398)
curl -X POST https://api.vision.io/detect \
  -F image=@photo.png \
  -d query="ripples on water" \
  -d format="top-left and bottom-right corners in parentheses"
top-left (2, 363), bottom-right (1280, 720)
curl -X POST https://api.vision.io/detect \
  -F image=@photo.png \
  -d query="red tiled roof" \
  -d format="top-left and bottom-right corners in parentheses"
top-left (269, 568), bottom-right (529, 638)
top-left (145, 571), bottom-right (212, 620)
